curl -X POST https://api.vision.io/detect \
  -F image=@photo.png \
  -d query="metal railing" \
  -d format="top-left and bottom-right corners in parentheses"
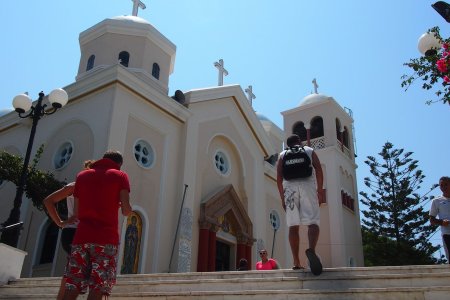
top-left (0, 222), bottom-right (23, 233)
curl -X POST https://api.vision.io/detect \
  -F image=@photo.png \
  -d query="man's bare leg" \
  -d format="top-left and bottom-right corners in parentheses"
top-left (289, 225), bottom-right (301, 267)
top-left (87, 290), bottom-right (106, 300)
top-left (62, 289), bottom-right (79, 300)
top-left (56, 278), bottom-right (67, 300)
top-left (308, 224), bottom-right (320, 250)
top-left (306, 224), bottom-right (322, 275)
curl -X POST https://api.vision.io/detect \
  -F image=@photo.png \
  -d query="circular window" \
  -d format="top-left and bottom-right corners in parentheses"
top-left (54, 141), bottom-right (73, 169)
top-left (269, 210), bottom-right (280, 230)
top-left (134, 139), bottom-right (154, 168)
top-left (214, 150), bottom-right (230, 176)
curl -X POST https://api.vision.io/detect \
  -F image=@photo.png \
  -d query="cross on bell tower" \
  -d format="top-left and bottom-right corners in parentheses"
top-left (131, 0), bottom-right (146, 16)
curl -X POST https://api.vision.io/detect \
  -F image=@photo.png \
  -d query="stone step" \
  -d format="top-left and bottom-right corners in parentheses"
top-left (9, 264), bottom-right (450, 286)
top-left (1, 265), bottom-right (450, 300)
top-left (1, 286), bottom-right (450, 300)
top-left (3, 273), bottom-right (450, 296)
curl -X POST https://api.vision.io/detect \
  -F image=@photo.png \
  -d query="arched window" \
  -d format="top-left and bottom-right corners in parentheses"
top-left (152, 63), bottom-right (160, 80)
top-left (121, 212), bottom-right (143, 274)
top-left (292, 121), bottom-right (307, 142)
top-left (86, 55), bottom-right (95, 71)
top-left (335, 118), bottom-right (341, 140)
top-left (39, 222), bottom-right (59, 264)
top-left (119, 51), bottom-right (130, 67)
top-left (343, 126), bottom-right (350, 148)
top-left (310, 116), bottom-right (324, 139)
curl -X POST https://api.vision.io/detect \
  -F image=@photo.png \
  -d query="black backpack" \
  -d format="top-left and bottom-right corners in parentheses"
top-left (282, 146), bottom-right (313, 180)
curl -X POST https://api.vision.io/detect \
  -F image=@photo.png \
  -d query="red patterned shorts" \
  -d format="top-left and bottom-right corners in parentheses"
top-left (64, 243), bottom-right (118, 295)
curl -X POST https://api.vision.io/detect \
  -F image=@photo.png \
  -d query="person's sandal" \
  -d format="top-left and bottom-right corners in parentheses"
top-left (305, 248), bottom-right (322, 275)
top-left (292, 266), bottom-right (305, 270)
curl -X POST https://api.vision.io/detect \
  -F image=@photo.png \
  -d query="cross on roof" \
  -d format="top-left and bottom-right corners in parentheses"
top-left (244, 85), bottom-right (256, 106)
top-left (214, 59), bottom-right (228, 86)
top-left (312, 78), bottom-right (319, 94)
top-left (131, 0), bottom-right (146, 16)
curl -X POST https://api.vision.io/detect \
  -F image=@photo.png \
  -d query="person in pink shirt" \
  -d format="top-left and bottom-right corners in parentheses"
top-left (255, 249), bottom-right (280, 270)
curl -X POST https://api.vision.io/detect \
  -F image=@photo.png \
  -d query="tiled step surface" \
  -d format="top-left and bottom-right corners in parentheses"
top-left (1, 265), bottom-right (449, 300)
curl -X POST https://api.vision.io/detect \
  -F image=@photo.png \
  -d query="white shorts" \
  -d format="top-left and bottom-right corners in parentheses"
top-left (283, 179), bottom-right (319, 227)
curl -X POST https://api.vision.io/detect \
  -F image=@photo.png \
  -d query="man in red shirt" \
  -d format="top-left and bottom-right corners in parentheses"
top-left (63, 150), bottom-right (132, 300)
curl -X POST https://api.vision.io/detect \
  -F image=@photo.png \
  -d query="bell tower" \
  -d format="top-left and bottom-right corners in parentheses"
top-left (281, 83), bottom-right (364, 267)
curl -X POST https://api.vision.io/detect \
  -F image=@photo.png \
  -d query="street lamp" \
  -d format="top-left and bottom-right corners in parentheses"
top-left (418, 32), bottom-right (442, 56)
top-left (0, 89), bottom-right (68, 247)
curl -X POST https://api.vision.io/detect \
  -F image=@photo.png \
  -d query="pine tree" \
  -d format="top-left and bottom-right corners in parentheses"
top-left (360, 142), bottom-right (442, 265)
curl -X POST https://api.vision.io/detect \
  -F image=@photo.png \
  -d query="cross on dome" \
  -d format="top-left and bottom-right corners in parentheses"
top-left (131, 0), bottom-right (146, 16)
top-left (245, 85), bottom-right (256, 106)
top-left (312, 78), bottom-right (319, 94)
top-left (214, 59), bottom-right (228, 86)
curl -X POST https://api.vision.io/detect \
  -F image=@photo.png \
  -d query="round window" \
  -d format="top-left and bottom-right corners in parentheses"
top-left (134, 139), bottom-right (154, 168)
top-left (214, 150), bottom-right (230, 175)
top-left (54, 141), bottom-right (73, 169)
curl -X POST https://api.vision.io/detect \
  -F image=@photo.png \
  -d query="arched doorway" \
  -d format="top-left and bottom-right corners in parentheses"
top-left (197, 185), bottom-right (254, 271)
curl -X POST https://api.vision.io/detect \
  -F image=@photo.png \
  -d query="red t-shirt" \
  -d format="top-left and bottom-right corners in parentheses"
top-left (73, 158), bottom-right (130, 245)
top-left (255, 258), bottom-right (278, 270)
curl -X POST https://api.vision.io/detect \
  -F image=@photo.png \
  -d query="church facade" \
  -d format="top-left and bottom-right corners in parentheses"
top-left (0, 11), bottom-right (363, 277)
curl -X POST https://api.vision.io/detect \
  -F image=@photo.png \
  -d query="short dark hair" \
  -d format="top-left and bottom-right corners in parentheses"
top-left (238, 258), bottom-right (248, 267)
top-left (287, 134), bottom-right (301, 147)
top-left (440, 176), bottom-right (450, 182)
top-left (103, 150), bottom-right (123, 165)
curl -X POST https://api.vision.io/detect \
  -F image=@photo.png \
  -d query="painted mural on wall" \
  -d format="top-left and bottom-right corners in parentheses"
top-left (121, 212), bottom-right (142, 274)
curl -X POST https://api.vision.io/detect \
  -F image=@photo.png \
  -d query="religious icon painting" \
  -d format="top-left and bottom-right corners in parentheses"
top-left (121, 211), bottom-right (142, 274)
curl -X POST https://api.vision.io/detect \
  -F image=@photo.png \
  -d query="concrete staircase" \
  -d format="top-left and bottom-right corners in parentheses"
top-left (1, 265), bottom-right (449, 299)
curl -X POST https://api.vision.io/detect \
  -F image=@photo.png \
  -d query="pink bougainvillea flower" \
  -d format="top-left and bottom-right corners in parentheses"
top-left (443, 43), bottom-right (449, 50)
top-left (444, 76), bottom-right (450, 83)
top-left (436, 59), bottom-right (448, 73)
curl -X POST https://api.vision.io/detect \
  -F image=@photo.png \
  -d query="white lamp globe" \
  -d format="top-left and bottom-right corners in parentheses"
top-left (418, 32), bottom-right (441, 56)
top-left (12, 94), bottom-right (32, 113)
top-left (48, 88), bottom-right (68, 108)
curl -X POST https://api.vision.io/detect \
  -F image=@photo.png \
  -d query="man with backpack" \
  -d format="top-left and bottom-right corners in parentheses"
top-left (276, 134), bottom-right (325, 275)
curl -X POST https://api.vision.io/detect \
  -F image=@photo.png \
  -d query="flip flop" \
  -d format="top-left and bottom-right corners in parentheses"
top-left (305, 248), bottom-right (322, 276)
top-left (292, 266), bottom-right (305, 270)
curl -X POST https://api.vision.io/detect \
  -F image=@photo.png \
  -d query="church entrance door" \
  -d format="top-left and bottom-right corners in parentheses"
top-left (215, 240), bottom-right (230, 271)
top-left (197, 185), bottom-right (254, 272)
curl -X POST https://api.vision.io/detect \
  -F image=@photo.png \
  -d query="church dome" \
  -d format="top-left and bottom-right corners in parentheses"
top-left (299, 93), bottom-right (332, 106)
top-left (256, 112), bottom-right (272, 122)
top-left (110, 15), bottom-right (151, 25)
top-left (76, 11), bottom-right (176, 95)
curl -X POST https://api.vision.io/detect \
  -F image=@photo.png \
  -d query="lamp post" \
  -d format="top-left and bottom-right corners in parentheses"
top-left (0, 89), bottom-right (68, 247)
top-left (417, 1), bottom-right (450, 56)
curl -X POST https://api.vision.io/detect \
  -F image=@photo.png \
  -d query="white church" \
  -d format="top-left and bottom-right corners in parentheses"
top-left (0, 2), bottom-right (363, 277)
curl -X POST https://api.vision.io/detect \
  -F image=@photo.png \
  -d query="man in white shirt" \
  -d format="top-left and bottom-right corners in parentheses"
top-left (429, 176), bottom-right (450, 262)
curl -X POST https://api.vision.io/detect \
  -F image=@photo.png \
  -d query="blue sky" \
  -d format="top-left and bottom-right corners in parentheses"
top-left (1, 1), bottom-right (449, 252)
